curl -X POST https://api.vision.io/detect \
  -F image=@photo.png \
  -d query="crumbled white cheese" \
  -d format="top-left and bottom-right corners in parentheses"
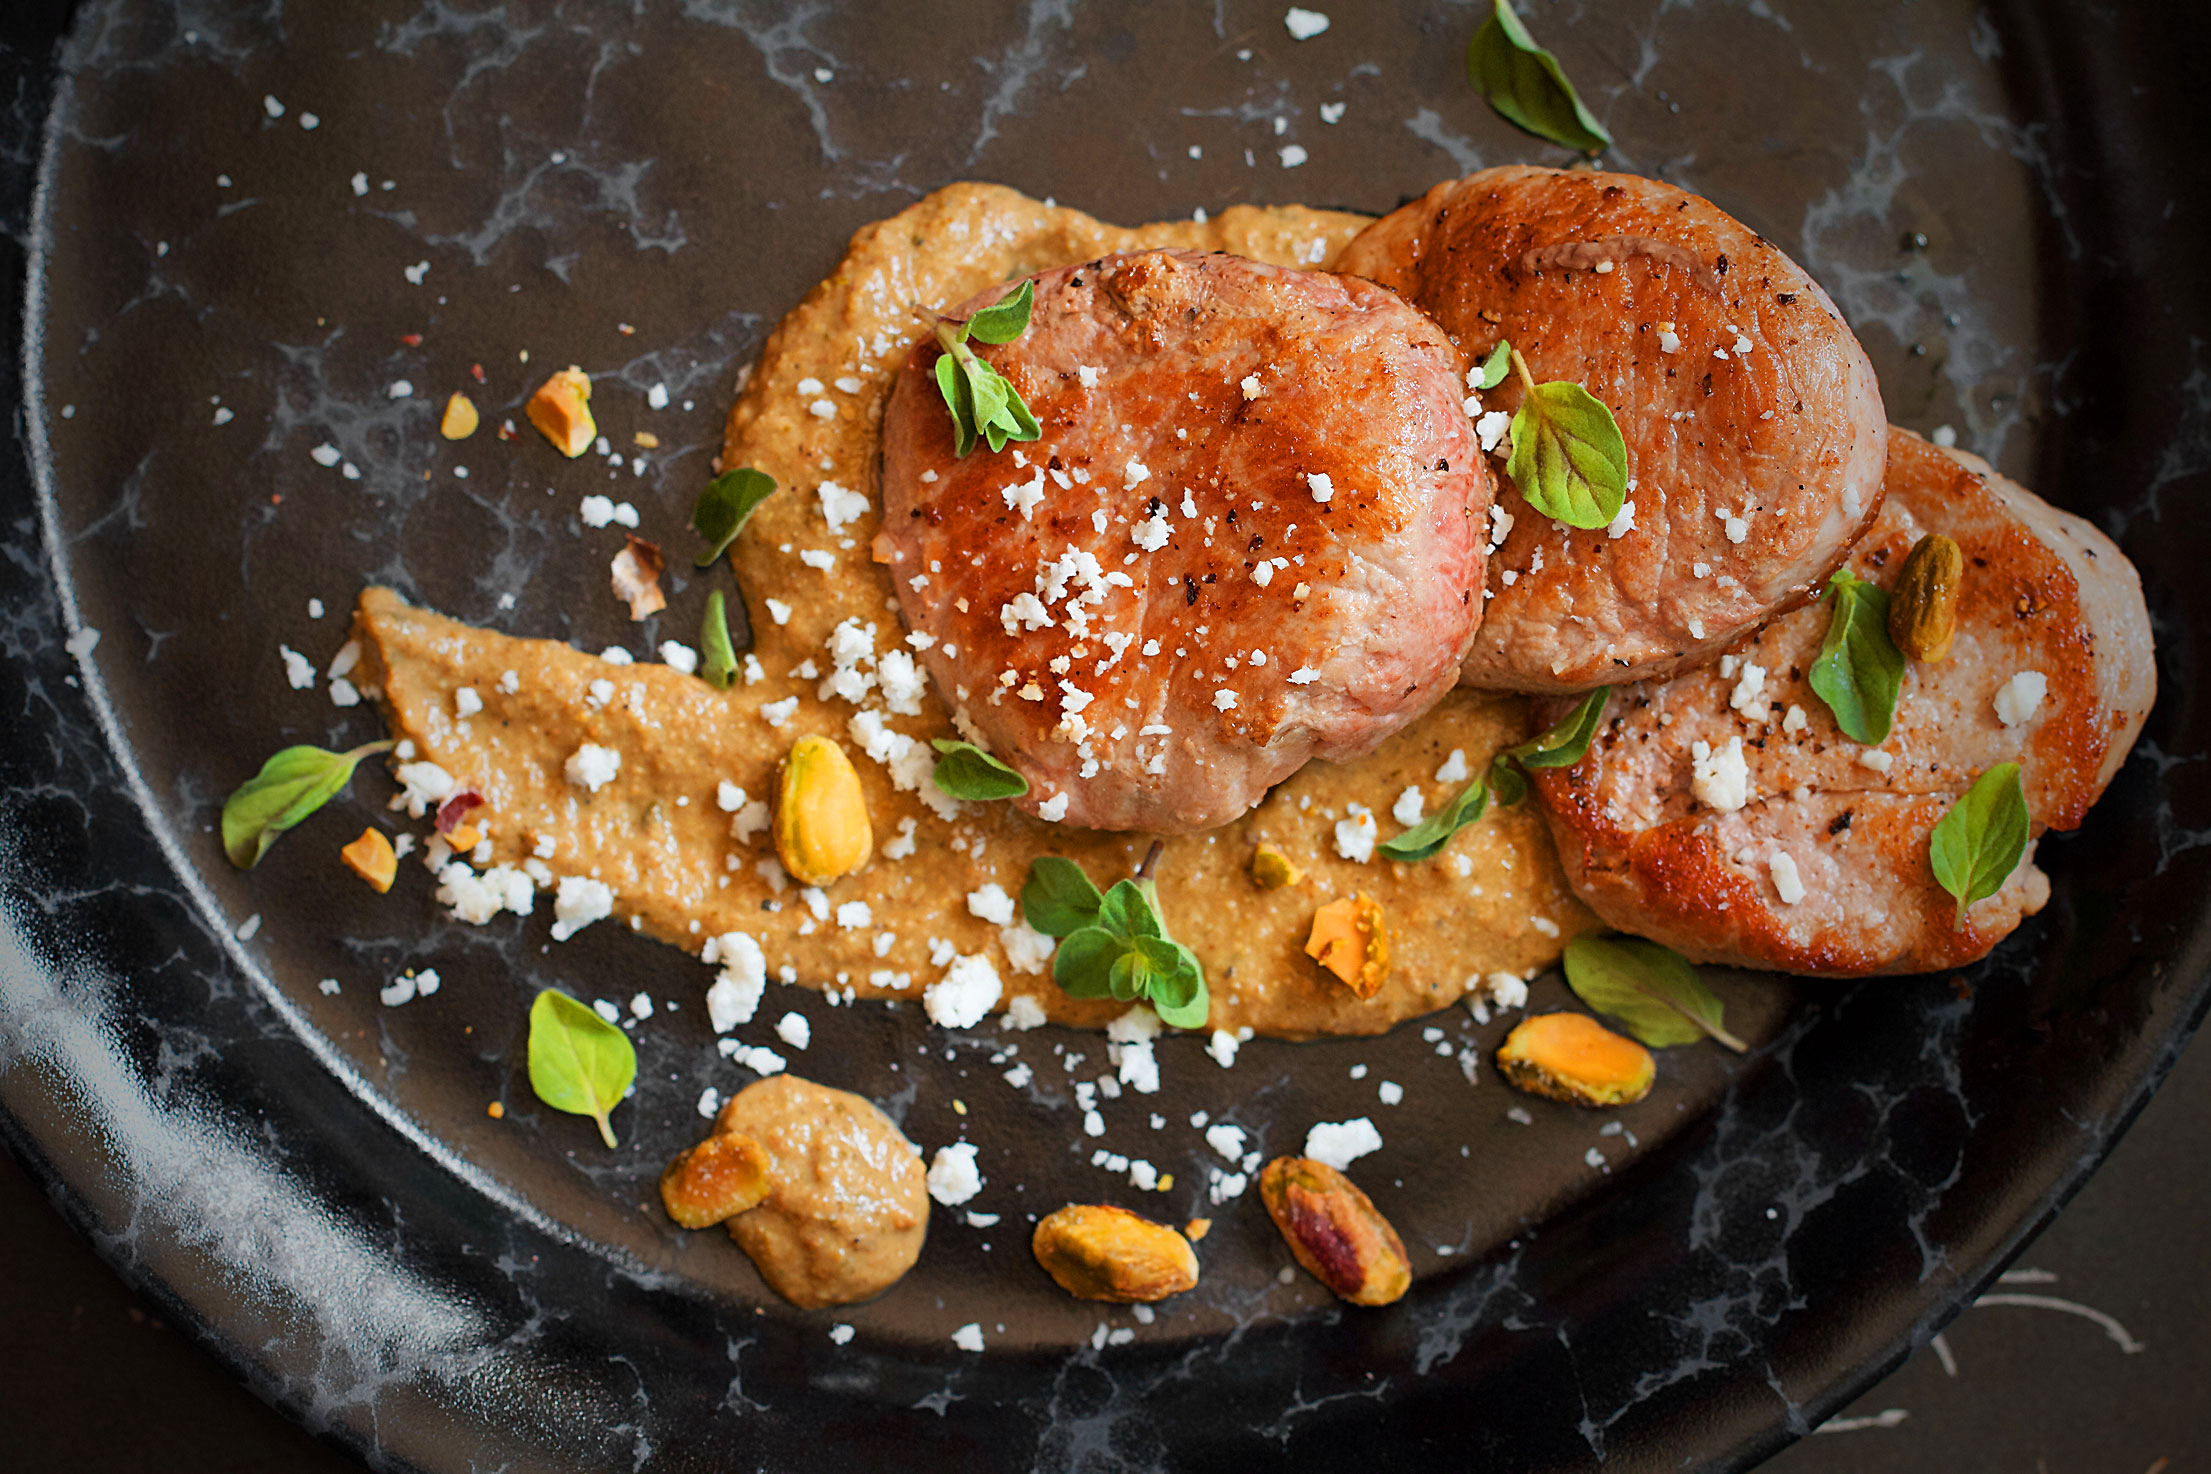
top-left (1288, 665), bottom-right (1321, 685)
top-left (549, 875), bottom-right (615, 940)
top-left (705, 934), bottom-right (767, 1030)
top-left (1304, 1117), bottom-right (1383, 1170)
top-left (1205, 1122), bottom-right (1248, 1162)
top-left (564, 743), bottom-right (621, 792)
top-left (764, 598), bottom-right (793, 626)
top-left (927, 1142), bottom-right (983, 1206)
top-left (1132, 511), bottom-right (1171, 551)
top-left (951, 1324), bottom-right (985, 1353)
top-left (966, 883), bottom-right (1016, 926)
top-left (925, 954), bottom-right (1002, 1029)
top-left (1436, 749), bottom-right (1470, 783)
top-left (1037, 793), bottom-right (1070, 822)
top-left (1782, 704), bottom-right (1808, 735)
top-left (1729, 661), bottom-right (1768, 719)
top-left (1392, 786), bottom-right (1425, 827)
top-left (1283, 7), bottom-right (1330, 40)
top-left (1213, 689), bottom-right (1238, 712)
top-left (1241, 373), bottom-right (1263, 400)
top-left (775, 1011), bottom-right (811, 1050)
top-left (1768, 850), bottom-right (1806, 905)
top-left (1333, 803), bottom-right (1377, 862)
top-left (1207, 1029), bottom-right (1242, 1068)
top-left (1858, 748), bottom-right (1895, 775)
top-left (1690, 737), bottom-right (1750, 813)
top-left (1306, 472), bottom-right (1335, 503)
top-left (760, 696), bottom-right (800, 728)
top-left (817, 479), bottom-right (869, 532)
top-left (1000, 992), bottom-right (1049, 1030)
top-left (1994, 670), bottom-right (2047, 727)
top-left (1607, 499), bottom-right (1636, 539)
top-left (1476, 409), bottom-right (1512, 454)
top-left (392, 760), bottom-right (456, 818)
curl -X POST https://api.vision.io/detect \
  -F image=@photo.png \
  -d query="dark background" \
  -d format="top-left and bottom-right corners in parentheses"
top-left (7, 1029), bottom-right (2203, 1469)
top-left (5, 0), bottom-right (2207, 1467)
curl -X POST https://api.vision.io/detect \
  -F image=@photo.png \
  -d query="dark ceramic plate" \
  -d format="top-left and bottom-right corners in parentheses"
top-left (5, 2), bottom-right (2210, 1470)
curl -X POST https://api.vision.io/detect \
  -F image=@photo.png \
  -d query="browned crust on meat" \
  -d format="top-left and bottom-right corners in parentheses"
top-left (1529, 427), bottom-right (2145, 976)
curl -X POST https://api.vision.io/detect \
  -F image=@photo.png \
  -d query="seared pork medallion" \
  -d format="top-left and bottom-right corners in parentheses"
top-left (1339, 165), bottom-right (1888, 693)
top-left (877, 248), bottom-right (1489, 834)
top-left (1529, 429), bottom-right (2154, 975)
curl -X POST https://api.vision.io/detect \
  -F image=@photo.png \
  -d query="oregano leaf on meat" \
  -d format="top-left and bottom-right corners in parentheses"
top-left (928, 282), bottom-right (1042, 458)
top-left (1503, 349), bottom-right (1629, 529)
top-left (930, 738), bottom-right (1030, 801)
top-left (1466, 0), bottom-right (1613, 156)
top-left (1807, 568), bottom-right (1907, 745)
top-left (1928, 762), bottom-right (2030, 932)
top-left (1563, 935), bottom-right (1746, 1052)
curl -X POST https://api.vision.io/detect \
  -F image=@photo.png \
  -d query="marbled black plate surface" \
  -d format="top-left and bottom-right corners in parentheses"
top-left (4, 2), bottom-right (2209, 1470)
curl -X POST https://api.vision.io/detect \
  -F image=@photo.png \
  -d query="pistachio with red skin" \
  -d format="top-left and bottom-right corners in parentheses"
top-left (1259, 1156), bottom-right (1411, 1306)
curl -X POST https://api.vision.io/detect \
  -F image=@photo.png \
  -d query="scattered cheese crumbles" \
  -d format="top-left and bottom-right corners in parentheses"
top-left (1607, 499), bottom-right (1636, 539)
top-left (659, 641), bottom-right (698, 675)
top-left (1768, 850), bottom-right (1806, 905)
top-left (761, 697), bottom-right (800, 728)
top-left (925, 954), bottom-right (1003, 1029)
top-left (1391, 786), bottom-right (1425, 827)
top-left (1858, 748), bottom-right (1895, 774)
top-left (829, 1324), bottom-right (855, 1345)
top-left (1729, 661), bottom-right (1768, 718)
top-left (1690, 737), bottom-right (1750, 813)
top-left (696, 1086), bottom-right (721, 1119)
top-left (1284, 6), bottom-right (1330, 40)
top-left (1435, 749), bottom-right (1470, 783)
top-left (764, 598), bottom-right (793, 626)
top-left (1213, 689), bottom-right (1238, 712)
top-left (379, 968), bottom-right (438, 1007)
top-left (705, 932), bottom-right (768, 1030)
top-left (1207, 1028), bottom-right (1245, 1068)
top-left (818, 479), bottom-right (869, 531)
top-left (1333, 803), bottom-right (1377, 862)
top-left (549, 875), bottom-right (615, 940)
top-left (966, 884), bottom-right (1016, 926)
top-left (775, 1011), bottom-right (811, 1050)
top-left (1304, 1117), bottom-right (1382, 1170)
top-left (392, 760), bottom-right (456, 818)
top-left (564, 742), bottom-right (621, 792)
top-left (1306, 472), bottom-right (1334, 503)
top-left (1995, 670), bottom-right (2047, 727)
top-left (927, 1142), bottom-right (983, 1206)
top-left (279, 645), bottom-right (315, 690)
top-left (1037, 792), bottom-right (1070, 823)
top-left (951, 1324), bottom-right (985, 1353)
top-left (722, 1042), bottom-right (787, 1076)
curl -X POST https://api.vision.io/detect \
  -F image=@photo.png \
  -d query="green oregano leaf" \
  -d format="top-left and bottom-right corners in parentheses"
top-left (1021, 856), bottom-right (1105, 938)
top-left (963, 279), bottom-right (1035, 344)
top-left (1466, 0), bottom-right (1613, 155)
top-left (692, 467), bottom-right (778, 568)
top-left (1928, 762), bottom-right (2030, 931)
top-left (1807, 569), bottom-right (1907, 744)
top-left (1503, 350), bottom-right (1628, 529)
top-left (1379, 780), bottom-right (1492, 862)
top-left (1475, 338), bottom-right (1513, 391)
top-left (930, 738), bottom-right (1029, 801)
top-left (929, 287), bottom-right (1042, 459)
top-left (526, 989), bottom-right (637, 1149)
top-left (1563, 935), bottom-right (1746, 1052)
top-left (1487, 685), bottom-right (1611, 806)
top-left (221, 739), bottom-right (394, 869)
top-left (700, 590), bottom-right (739, 689)
top-left (1030, 850), bottom-right (1210, 1028)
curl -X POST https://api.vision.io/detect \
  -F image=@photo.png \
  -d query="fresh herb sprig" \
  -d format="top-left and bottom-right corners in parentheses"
top-left (926, 280), bottom-right (1042, 458)
top-left (1467, 0), bottom-right (1613, 155)
top-left (1807, 569), bottom-right (1907, 744)
top-left (1503, 348), bottom-right (1629, 529)
top-left (1380, 688), bottom-right (1610, 862)
top-left (526, 988), bottom-right (638, 1149)
top-left (692, 467), bottom-right (778, 568)
top-left (1563, 935), bottom-right (1746, 1052)
top-left (221, 739), bottom-right (394, 869)
top-left (1021, 844), bottom-right (1208, 1029)
top-left (930, 738), bottom-right (1029, 801)
top-left (1928, 762), bottom-right (2030, 931)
